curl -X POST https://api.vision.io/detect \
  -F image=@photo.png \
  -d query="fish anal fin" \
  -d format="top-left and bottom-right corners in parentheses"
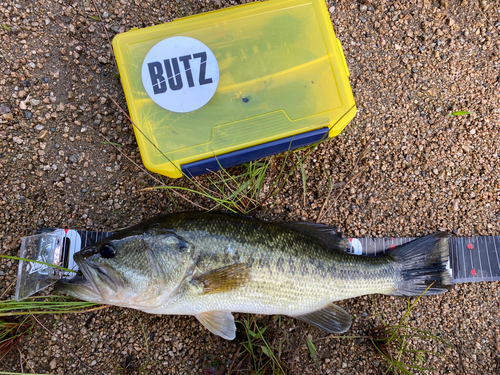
top-left (192, 263), bottom-right (250, 295)
top-left (196, 311), bottom-right (236, 340)
top-left (295, 303), bottom-right (352, 333)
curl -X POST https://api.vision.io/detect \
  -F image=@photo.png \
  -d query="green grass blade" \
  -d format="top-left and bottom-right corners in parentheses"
top-left (371, 339), bottom-right (412, 375)
top-left (405, 327), bottom-right (454, 347)
top-left (261, 345), bottom-right (271, 357)
top-left (0, 297), bottom-right (103, 317)
top-left (253, 320), bottom-right (285, 375)
top-left (0, 255), bottom-right (77, 274)
top-left (385, 284), bottom-right (432, 344)
top-left (100, 141), bottom-right (124, 147)
top-left (447, 110), bottom-right (473, 116)
top-left (395, 300), bottom-right (411, 364)
top-left (306, 334), bottom-right (320, 370)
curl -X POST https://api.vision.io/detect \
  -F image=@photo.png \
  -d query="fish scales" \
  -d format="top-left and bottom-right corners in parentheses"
top-left (146, 213), bottom-right (397, 316)
top-left (56, 211), bottom-right (453, 339)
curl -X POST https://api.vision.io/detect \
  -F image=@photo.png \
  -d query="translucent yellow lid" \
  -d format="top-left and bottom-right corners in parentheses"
top-left (112, 0), bottom-right (356, 178)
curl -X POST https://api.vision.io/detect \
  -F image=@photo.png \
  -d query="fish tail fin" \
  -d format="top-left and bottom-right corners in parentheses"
top-left (390, 232), bottom-right (454, 296)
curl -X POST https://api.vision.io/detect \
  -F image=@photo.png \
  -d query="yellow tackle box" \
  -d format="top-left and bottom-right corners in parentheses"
top-left (112, 0), bottom-right (356, 178)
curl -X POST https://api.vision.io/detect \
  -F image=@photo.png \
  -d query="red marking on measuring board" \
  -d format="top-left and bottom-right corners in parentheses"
top-left (471, 269), bottom-right (476, 275)
top-left (64, 229), bottom-right (68, 234)
top-left (468, 243), bottom-right (473, 250)
top-left (349, 238), bottom-right (352, 242)
top-left (390, 244), bottom-right (396, 250)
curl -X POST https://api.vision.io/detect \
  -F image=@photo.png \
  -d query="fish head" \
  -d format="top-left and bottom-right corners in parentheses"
top-left (55, 227), bottom-right (195, 309)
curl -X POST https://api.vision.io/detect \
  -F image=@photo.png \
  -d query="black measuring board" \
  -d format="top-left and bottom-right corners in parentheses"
top-left (77, 229), bottom-right (115, 248)
top-left (36, 228), bottom-right (114, 245)
top-left (54, 229), bottom-right (500, 284)
top-left (36, 228), bottom-right (114, 268)
top-left (449, 236), bottom-right (500, 283)
top-left (345, 236), bottom-right (500, 284)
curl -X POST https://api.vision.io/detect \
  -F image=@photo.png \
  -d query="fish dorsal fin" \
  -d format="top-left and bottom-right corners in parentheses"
top-left (196, 311), bottom-right (236, 340)
top-left (295, 303), bottom-right (352, 333)
top-left (191, 263), bottom-right (250, 295)
top-left (280, 222), bottom-right (348, 251)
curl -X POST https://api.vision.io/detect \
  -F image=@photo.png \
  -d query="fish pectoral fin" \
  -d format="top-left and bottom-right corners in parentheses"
top-left (295, 303), bottom-right (352, 334)
top-left (191, 263), bottom-right (250, 295)
top-left (196, 311), bottom-right (236, 340)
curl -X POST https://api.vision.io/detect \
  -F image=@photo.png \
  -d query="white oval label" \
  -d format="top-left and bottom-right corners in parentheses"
top-left (141, 36), bottom-right (219, 113)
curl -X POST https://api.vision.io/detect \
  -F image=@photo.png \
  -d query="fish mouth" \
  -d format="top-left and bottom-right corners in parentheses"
top-left (55, 253), bottom-right (119, 303)
top-left (55, 271), bottom-right (103, 303)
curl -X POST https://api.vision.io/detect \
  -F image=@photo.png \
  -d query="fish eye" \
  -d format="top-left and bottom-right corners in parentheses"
top-left (100, 244), bottom-right (116, 259)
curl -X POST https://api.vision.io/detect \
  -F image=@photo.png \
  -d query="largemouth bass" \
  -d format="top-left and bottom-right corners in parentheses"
top-left (55, 212), bottom-right (453, 339)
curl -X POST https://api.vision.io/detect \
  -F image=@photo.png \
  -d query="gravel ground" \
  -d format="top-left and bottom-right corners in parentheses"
top-left (1, 0), bottom-right (499, 374)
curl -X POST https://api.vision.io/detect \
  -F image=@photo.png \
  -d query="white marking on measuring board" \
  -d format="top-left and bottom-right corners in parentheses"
top-left (485, 237), bottom-right (493, 279)
top-left (462, 238), bottom-right (467, 277)
top-left (350, 237), bottom-right (415, 256)
top-left (493, 237), bottom-right (500, 274)
top-left (141, 36), bottom-right (219, 113)
top-left (63, 230), bottom-right (82, 274)
top-left (477, 237), bottom-right (484, 281)
top-left (348, 238), bottom-right (362, 255)
top-left (468, 237), bottom-right (476, 278)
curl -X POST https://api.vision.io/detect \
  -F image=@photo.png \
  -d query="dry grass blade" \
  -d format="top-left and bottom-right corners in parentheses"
top-left (108, 96), bottom-right (178, 167)
top-left (0, 295), bottom-right (108, 362)
top-left (92, 128), bottom-right (164, 187)
top-left (288, 333), bottom-right (306, 374)
top-left (99, 98), bottom-right (214, 210)
top-left (107, 96), bottom-right (357, 215)
top-left (316, 134), bottom-right (373, 223)
top-left (89, 0), bottom-right (119, 74)
top-left (367, 284), bottom-right (467, 374)
top-left (316, 166), bottom-right (368, 224)
top-left (226, 343), bottom-right (242, 374)
top-left (295, 154), bottom-right (307, 206)
top-left (235, 315), bottom-right (288, 375)
top-left (0, 318), bottom-right (33, 362)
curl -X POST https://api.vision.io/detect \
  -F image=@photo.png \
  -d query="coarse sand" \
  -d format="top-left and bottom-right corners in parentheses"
top-left (0, 0), bottom-right (499, 374)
